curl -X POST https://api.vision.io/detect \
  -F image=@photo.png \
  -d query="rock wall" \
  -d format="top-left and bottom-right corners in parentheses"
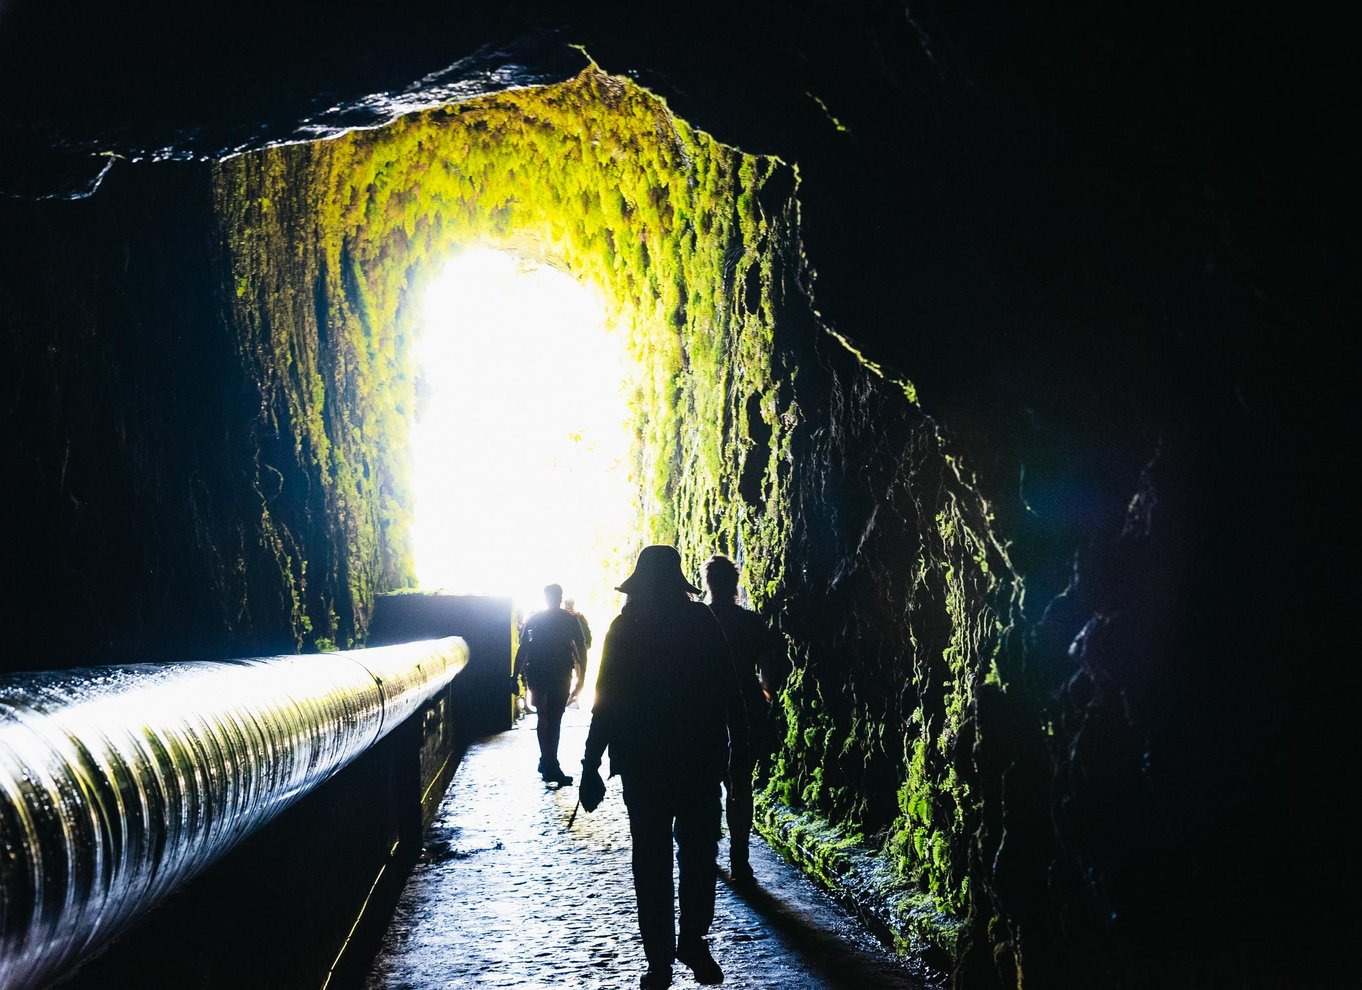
top-left (1, 2), bottom-right (1342, 986)
top-left (0, 165), bottom-right (320, 667)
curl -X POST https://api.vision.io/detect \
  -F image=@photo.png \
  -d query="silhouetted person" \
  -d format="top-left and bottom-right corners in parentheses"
top-left (514, 583), bottom-right (586, 786)
top-left (579, 546), bottom-right (748, 989)
top-left (563, 596), bottom-right (593, 708)
top-left (563, 596), bottom-right (593, 651)
top-left (701, 554), bottom-right (788, 886)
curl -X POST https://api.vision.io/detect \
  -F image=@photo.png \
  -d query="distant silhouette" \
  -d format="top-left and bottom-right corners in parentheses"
top-left (579, 545), bottom-right (748, 989)
top-left (563, 597), bottom-right (593, 650)
top-left (702, 554), bottom-right (788, 886)
top-left (562, 596), bottom-right (593, 708)
top-left (514, 583), bottom-right (587, 786)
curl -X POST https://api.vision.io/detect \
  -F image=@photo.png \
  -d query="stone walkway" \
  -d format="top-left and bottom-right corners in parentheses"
top-left (366, 710), bottom-right (933, 990)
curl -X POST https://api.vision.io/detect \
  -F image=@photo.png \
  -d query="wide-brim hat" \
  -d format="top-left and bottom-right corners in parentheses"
top-left (616, 545), bottom-right (702, 595)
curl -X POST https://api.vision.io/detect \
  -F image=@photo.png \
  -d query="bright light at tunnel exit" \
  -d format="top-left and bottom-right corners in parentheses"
top-left (410, 248), bottom-right (637, 701)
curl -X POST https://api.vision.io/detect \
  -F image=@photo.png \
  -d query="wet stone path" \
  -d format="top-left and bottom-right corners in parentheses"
top-left (366, 710), bottom-right (931, 990)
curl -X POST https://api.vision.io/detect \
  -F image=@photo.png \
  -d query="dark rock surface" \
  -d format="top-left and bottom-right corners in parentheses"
top-left (0, 1), bottom-right (1346, 985)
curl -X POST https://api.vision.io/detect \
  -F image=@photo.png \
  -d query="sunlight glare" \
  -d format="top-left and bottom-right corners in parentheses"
top-left (410, 248), bottom-right (636, 684)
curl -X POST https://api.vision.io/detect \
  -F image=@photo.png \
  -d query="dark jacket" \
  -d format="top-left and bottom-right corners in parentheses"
top-left (706, 601), bottom-right (785, 716)
top-left (516, 608), bottom-right (587, 688)
top-left (584, 595), bottom-right (748, 783)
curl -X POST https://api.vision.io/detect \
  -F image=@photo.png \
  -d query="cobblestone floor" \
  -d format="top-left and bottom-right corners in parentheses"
top-left (366, 710), bottom-right (932, 990)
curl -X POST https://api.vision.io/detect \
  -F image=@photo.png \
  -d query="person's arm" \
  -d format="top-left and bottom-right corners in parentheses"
top-left (567, 640), bottom-right (584, 700)
top-left (566, 616), bottom-right (588, 698)
top-left (713, 615), bottom-right (750, 769)
top-left (579, 620), bottom-right (619, 812)
top-left (572, 619), bottom-right (587, 675)
top-left (582, 621), bottom-right (617, 774)
top-left (758, 619), bottom-right (790, 701)
top-left (511, 619), bottom-right (530, 686)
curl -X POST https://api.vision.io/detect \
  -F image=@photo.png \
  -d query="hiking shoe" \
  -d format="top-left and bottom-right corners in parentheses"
top-left (729, 862), bottom-right (756, 886)
top-left (675, 939), bottom-right (724, 984)
top-left (543, 769), bottom-right (574, 786)
top-left (640, 966), bottom-right (672, 989)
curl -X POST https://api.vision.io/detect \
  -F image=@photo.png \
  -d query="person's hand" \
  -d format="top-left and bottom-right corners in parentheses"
top-left (579, 766), bottom-right (606, 812)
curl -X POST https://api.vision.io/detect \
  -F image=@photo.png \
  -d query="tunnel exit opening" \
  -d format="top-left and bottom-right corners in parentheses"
top-left (410, 246), bottom-right (638, 695)
top-left (216, 66), bottom-right (795, 663)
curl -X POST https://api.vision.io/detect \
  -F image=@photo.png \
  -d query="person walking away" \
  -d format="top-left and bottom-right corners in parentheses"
top-left (578, 545), bottom-right (749, 989)
top-left (514, 583), bottom-right (587, 786)
top-left (700, 554), bottom-right (788, 885)
top-left (564, 597), bottom-right (593, 652)
top-left (563, 596), bottom-right (593, 707)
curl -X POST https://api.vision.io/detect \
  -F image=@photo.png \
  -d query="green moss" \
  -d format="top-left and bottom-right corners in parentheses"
top-left (757, 795), bottom-right (964, 959)
top-left (212, 64), bottom-right (1024, 976)
top-left (213, 68), bottom-right (797, 645)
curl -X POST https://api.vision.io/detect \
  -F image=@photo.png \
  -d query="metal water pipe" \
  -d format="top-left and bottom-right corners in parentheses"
top-left (0, 638), bottom-right (466, 990)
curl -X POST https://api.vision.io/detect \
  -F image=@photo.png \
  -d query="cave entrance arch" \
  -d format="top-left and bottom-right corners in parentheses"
top-left (216, 67), bottom-right (795, 659)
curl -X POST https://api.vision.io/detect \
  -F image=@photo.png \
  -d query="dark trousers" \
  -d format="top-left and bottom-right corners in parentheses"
top-left (530, 679), bottom-right (570, 773)
top-left (726, 699), bottom-right (774, 868)
top-left (724, 755), bottom-right (755, 868)
top-left (622, 775), bottom-right (722, 968)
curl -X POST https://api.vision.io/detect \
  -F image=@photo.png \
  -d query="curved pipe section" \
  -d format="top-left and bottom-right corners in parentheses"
top-left (0, 637), bottom-right (466, 990)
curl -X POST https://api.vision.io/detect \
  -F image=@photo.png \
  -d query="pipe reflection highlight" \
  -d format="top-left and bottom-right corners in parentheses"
top-left (0, 638), bottom-right (466, 990)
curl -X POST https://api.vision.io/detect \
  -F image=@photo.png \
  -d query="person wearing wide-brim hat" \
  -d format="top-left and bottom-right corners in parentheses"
top-left (579, 545), bottom-right (749, 990)
top-left (612, 543), bottom-right (704, 597)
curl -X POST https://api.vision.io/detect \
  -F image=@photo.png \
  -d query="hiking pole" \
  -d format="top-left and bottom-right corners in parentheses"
top-left (564, 795), bottom-right (582, 832)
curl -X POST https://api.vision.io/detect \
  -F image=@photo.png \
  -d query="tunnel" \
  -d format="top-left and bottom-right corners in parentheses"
top-left (0, 2), bottom-right (1344, 988)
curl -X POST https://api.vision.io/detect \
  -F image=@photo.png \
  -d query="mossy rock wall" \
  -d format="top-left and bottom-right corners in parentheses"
top-left (213, 68), bottom-right (801, 649)
top-left (211, 68), bottom-right (1021, 978)
top-left (0, 164), bottom-right (322, 667)
top-left (2, 36), bottom-right (1300, 988)
top-left (758, 298), bottom-right (1023, 977)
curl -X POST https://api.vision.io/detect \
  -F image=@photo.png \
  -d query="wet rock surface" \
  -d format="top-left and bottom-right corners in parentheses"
top-left (366, 710), bottom-right (934, 990)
